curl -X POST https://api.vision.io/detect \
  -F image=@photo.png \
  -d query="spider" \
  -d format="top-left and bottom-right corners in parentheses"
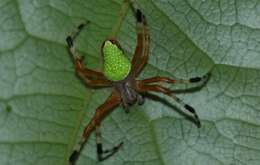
top-left (66, 1), bottom-right (210, 164)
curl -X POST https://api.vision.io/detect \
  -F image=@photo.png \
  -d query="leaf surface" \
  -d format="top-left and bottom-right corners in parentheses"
top-left (0, 0), bottom-right (260, 165)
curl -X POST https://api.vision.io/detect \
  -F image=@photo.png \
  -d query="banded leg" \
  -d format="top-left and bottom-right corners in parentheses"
top-left (131, 2), bottom-right (150, 76)
top-left (66, 22), bottom-right (111, 86)
top-left (141, 72), bottom-right (210, 85)
top-left (137, 84), bottom-right (201, 127)
top-left (95, 125), bottom-right (123, 161)
top-left (69, 91), bottom-right (121, 164)
top-left (66, 21), bottom-right (89, 59)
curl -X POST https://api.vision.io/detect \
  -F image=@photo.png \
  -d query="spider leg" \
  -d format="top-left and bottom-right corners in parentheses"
top-left (130, 2), bottom-right (150, 76)
top-left (95, 124), bottom-right (123, 161)
top-left (137, 83), bottom-right (201, 127)
top-left (66, 22), bottom-right (111, 87)
top-left (141, 72), bottom-right (210, 85)
top-left (66, 21), bottom-right (90, 60)
top-left (69, 91), bottom-right (121, 164)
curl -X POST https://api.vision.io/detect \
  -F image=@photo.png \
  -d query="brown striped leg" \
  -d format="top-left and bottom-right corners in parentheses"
top-left (66, 21), bottom-right (89, 60)
top-left (130, 2), bottom-right (150, 76)
top-left (66, 22), bottom-right (111, 86)
top-left (141, 73), bottom-right (210, 85)
top-left (131, 8), bottom-right (144, 68)
top-left (137, 83), bottom-right (201, 127)
top-left (69, 91), bottom-right (121, 164)
top-left (95, 125), bottom-right (123, 161)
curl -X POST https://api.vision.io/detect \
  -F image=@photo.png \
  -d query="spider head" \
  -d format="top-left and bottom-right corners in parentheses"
top-left (101, 39), bottom-right (131, 81)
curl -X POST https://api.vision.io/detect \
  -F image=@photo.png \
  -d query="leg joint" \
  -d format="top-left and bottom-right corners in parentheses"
top-left (66, 36), bottom-right (73, 48)
top-left (136, 9), bottom-right (143, 22)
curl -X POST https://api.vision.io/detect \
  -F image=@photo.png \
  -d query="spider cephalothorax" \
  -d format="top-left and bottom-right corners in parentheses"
top-left (66, 1), bottom-right (210, 164)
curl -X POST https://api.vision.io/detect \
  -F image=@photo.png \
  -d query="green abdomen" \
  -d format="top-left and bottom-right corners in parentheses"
top-left (103, 41), bottom-right (131, 81)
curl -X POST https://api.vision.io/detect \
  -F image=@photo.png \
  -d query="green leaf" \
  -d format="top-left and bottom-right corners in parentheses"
top-left (1, 0), bottom-right (260, 165)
